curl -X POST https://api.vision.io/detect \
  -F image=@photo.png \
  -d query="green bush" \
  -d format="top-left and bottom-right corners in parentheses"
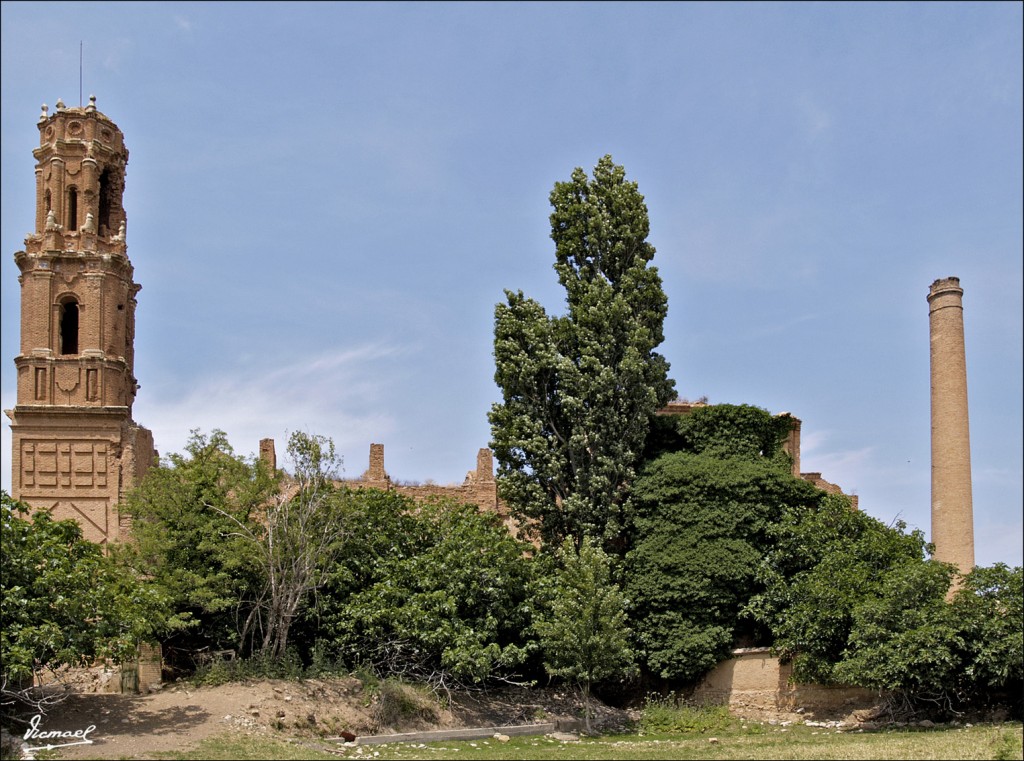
top-left (638, 693), bottom-right (733, 734)
top-left (191, 650), bottom-right (305, 686)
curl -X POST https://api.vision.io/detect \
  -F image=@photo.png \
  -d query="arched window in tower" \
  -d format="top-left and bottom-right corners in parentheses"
top-left (59, 298), bottom-right (80, 355)
top-left (66, 186), bottom-right (78, 231)
top-left (98, 168), bottom-right (112, 234)
top-left (45, 189), bottom-right (51, 212)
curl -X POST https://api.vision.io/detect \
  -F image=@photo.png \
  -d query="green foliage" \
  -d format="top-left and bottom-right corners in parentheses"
top-left (248, 431), bottom-right (352, 659)
top-left (121, 429), bottom-right (277, 659)
top-left (537, 537), bottom-right (635, 685)
top-left (191, 649), bottom-right (307, 686)
top-left (745, 494), bottom-right (939, 686)
top-left (638, 694), bottom-right (733, 735)
top-left (1, 491), bottom-right (168, 689)
top-left (748, 492), bottom-right (1022, 715)
top-left (832, 559), bottom-right (964, 700)
top-left (644, 403), bottom-right (795, 467)
top-left (489, 155), bottom-right (674, 550)
top-left (625, 406), bottom-right (822, 682)
top-left (815, 562), bottom-right (1021, 716)
top-left (321, 496), bottom-right (537, 684)
top-left (953, 564), bottom-right (1023, 701)
top-left (125, 432), bottom-right (537, 686)
top-left (536, 537), bottom-right (635, 731)
top-left (991, 728), bottom-right (1023, 761)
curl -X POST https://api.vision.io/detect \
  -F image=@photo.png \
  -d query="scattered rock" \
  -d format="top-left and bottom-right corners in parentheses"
top-left (709, 737), bottom-right (720, 744)
top-left (918, 719), bottom-right (935, 728)
top-left (493, 733), bottom-right (510, 742)
top-left (549, 732), bottom-right (579, 742)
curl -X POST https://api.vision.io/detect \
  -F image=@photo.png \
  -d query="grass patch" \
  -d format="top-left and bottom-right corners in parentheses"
top-left (638, 693), bottom-right (734, 735)
top-left (143, 722), bottom-right (1023, 760)
top-left (371, 677), bottom-right (439, 731)
top-left (151, 732), bottom-right (340, 759)
top-left (189, 650), bottom-right (351, 687)
top-left (368, 723), bottom-right (1024, 761)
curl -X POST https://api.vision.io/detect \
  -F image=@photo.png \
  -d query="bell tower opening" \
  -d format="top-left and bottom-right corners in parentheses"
top-left (66, 186), bottom-right (78, 231)
top-left (59, 298), bottom-right (80, 355)
top-left (99, 167), bottom-right (113, 235)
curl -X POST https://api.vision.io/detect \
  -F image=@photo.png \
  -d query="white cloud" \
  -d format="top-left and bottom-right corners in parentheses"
top-left (1, 344), bottom-right (409, 493)
top-left (136, 343), bottom-right (408, 471)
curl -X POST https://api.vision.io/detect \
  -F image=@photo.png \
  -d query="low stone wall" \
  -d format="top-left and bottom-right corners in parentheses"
top-left (691, 648), bottom-right (878, 716)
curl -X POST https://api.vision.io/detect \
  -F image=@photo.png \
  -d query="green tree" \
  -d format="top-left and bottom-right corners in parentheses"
top-left (953, 564), bottom-right (1023, 715)
top-left (121, 429), bottom-right (277, 661)
top-left (831, 559), bottom-right (964, 713)
top-left (625, 406), bottom-right (822, 683)
top-left (1, 491), bottom-right (168, 708)
top-left (535, 537), bottom-right (635, 732)
top-left (489, 155), bottom-right (675, 550)
top-left (745, 493), bottom-right (936, 686)
top-left (746, 495), bottom-right (1023, 717)
top-left (323, 496), bottom-right (537, 687)
top-left (217, 431), bottom-right (353, 659)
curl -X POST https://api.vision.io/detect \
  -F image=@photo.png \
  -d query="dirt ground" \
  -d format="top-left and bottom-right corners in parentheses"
top-left (7, 667), bottom-right (910, 761)
top-left (11, 677), bottom-right (633, 760)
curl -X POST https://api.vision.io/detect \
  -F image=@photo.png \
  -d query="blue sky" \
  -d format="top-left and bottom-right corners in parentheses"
top-left (2, 2), bottom-right (1021, 568)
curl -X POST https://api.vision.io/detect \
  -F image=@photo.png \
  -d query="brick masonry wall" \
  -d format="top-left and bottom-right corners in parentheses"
top-left (692, 648), bottom-right (878, 714)
top-left (927, 277), bottom-right (975, 575)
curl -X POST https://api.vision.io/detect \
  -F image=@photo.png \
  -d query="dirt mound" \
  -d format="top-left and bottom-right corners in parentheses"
top-left (14, 678), bottom-right (629, 760)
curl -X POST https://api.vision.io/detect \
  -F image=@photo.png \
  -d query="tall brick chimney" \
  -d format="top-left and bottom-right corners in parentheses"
top-left (927, 276), bottom-right (975, 577)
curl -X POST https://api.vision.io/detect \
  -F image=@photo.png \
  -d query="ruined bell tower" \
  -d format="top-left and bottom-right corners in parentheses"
top-left (5, 96), bottom-right (155, 545)
top-left (927, 276), bottom-right (975, 576)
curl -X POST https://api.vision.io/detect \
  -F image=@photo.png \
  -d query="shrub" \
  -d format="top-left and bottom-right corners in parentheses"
top-left (639, 693), bottom-right (733, 734)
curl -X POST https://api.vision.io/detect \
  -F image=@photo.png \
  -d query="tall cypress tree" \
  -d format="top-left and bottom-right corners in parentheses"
top-left (489, 155), bottom-right (674, 550)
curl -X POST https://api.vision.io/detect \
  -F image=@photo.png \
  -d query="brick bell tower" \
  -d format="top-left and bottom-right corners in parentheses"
top-left (5, 96), bottom-right (155, 545)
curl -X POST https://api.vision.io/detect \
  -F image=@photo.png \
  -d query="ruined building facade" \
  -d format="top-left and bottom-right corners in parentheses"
top-left (257, 401), bottom-right (857, 526)
top-left (5, 97), bottom-right (155, 545)
top-left (6, 100), bottom-right (860, 546)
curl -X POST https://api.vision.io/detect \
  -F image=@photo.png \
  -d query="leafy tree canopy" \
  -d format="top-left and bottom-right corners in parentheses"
top-left (1, 492), bottom-right (169, 696)
top-left (489, 155), bottom-right (675, 551)
top-left (747, 492), bottom-right (1022, 716)
top-left (625, 404), bottom-right (822, 683)
top-left (645, 402), bottom-right (796, 466)
top-left (121, 429), bottom-right (277, 659)
top-left (535, 537), bottom-right (635, 732)
top-left (319, 496), bottom-right (538, 686)
top-left (745, 492), bottom-right (935, 686)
